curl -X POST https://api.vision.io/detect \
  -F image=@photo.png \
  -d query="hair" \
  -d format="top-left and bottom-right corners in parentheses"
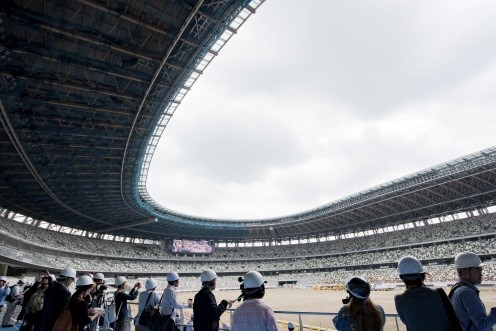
top-left (168, 281), bottom-right (175, 286)
top-left (75, 284), bottom-right (93, 297)
top-left (347, 296), bottom-right (383, 331)
top-left (243, 284), bottom-right (265, 300)
top-left (400, 273), bottom-right (426, 288)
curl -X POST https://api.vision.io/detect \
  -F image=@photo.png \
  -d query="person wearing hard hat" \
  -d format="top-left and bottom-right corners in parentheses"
top-left (2, 278), bottom-right (25, 327)
top-left (88, 273), bottom-right (107, 331)
top-left (449, 252), bottom-right (496, 331)
top-left (113, 276), bottom-right (141, 331)
top-left (193, 269), bottom-right (233, 331)
top-left (287, 321), bottom-right (295, 331)
top-left (160, 272), bottom-right (192, 326)
top-left (333, 277), bottom-right (385, 331)
top-left (135, 278), bottom-right (160, 331)
top-left (69, 275), bottom-right (103, 331)
top-left (41, 266), bottom-right (76, 330)
top-left (19, 271), bottom-right (54, 331)
top-left (231, 271), bottom-right (277, 331)
top-left (394, 256), bottom-right (455, 331)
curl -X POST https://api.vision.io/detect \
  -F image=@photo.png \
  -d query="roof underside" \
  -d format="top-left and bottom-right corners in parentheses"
top-left (1, 0), bottom-right (496, 242)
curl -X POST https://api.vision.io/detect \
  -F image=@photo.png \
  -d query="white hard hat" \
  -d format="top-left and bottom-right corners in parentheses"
top-left (93, 273), bottom-right (105, 280)
top-left (455, 252), bottom-right (485, 269)
top-left (288, 321), bottom-right (295, 329)
top-left (145, 278), bottom-right (157, 290)
top-left (60, 267), bottom-right (77, 279)
top-left (243, 271), bottom-right (265, 289)
top-left (25, 280), bottom-right (32, 286)
top-left (0, 276), bottom-right (7, 282)
top-left (76, 275), bottom-right (94, 287)
top-left (200, 269), bottom-right (218, 282)
top-left (167, 272), bottom-right (180, 282)
top-left (398, 256), bottom-right (424, 275)
top-left (115, 276), bottom-right (127, 287)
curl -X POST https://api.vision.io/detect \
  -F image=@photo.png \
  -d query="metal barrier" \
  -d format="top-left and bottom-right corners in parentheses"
top-left (174, 308), bottom-right (404, 331)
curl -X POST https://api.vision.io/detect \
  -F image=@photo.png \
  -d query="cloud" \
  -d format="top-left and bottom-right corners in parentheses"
top-left (146, 0), bottom-right (496, 219)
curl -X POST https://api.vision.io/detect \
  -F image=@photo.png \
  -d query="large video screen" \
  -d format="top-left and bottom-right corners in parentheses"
top-left (172, 239), bottom-right (213, 254)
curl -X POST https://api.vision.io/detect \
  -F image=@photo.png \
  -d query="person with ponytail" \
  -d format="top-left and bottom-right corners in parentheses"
top-left (333, 277), bottom-right (385, 331)
top-left (69, 275), bottom-right (103, 331)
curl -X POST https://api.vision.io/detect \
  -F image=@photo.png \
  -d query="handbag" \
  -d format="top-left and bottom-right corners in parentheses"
top-left (52, 307), bottom-right (73, 331)
top-left (138, 292), bottom-right (154, 327)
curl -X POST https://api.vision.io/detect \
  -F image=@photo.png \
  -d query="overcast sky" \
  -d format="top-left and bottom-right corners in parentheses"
top-left (147, 0), bottom-right (496, 220)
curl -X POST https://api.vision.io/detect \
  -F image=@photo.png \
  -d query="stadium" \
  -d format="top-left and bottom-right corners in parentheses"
top-left (0, 0), bottom-right (495, 330)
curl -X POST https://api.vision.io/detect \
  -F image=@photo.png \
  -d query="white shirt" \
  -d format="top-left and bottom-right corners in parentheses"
top-left (231, 298), bottom-right (278, 331)
top-left (136, 290), bottom-right (160, 323)
top-left (160, 285), bottom-right (187, 318)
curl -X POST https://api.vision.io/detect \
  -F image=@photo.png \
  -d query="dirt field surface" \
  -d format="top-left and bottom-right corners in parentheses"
top-left (172, 287), bottom-right (496, 331)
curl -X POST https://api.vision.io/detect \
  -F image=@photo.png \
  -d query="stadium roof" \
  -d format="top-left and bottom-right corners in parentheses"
top-left (1, 0), bottom-right (496, 242)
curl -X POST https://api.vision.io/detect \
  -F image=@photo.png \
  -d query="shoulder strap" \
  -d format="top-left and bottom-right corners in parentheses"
top-left (436, 288), bottom-right (462, 331)
top-left (157, 292), bottom-right (164, 306)
top-left (144, 291), bottom-right (153, 306)
top-left (448, 282), bottom-right (467, 299)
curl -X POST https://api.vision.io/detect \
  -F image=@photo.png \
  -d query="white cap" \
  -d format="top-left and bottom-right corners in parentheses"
top-left (200, 269), bottom-right (217, 282)
top-left (243, 271), bottom-right (265, 289)
top-left (93, 273), bottom-right (105, 280)
top-left (455, 252), bottom-right (485, 269)
top-left (167, 272), bottom-right (180, 282)
top-left (76, 275), bottom-right (94, 287)
top-left (397, 256), bottom-right (424, 275)
top-left (60, 267), bottom-right (77, 279)
top-left (0, 276), bottom-right (7, 282)
top-left (145, 278), bottom-right (157, 290)
top-left (25, 280), bottom-right (32, 286)
top-left (288, 321), bottom-right (295, 329)
top-left (115, 276), bottom-right (127, 287)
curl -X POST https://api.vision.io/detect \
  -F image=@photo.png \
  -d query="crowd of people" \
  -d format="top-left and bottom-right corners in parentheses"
top-left (3, 252), bottom-right (495, 331)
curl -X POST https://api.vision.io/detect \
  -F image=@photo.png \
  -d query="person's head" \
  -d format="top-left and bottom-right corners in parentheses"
top-left (93, 273), bottom-right (105, 285)
top-left (114, 276), bottom-right (127, 289)
top-left (57, 267), bottom-right (76, 286)
top-left (241, 271), bottom-right (267, 299)
top-left (41, 274), bottom-right (54, 288)
top-left (287, 321), bottom-right (295, 331)
top-left (75, 275), bottom-right (95, 296)
top-left (0, 276), bottom-right (6, 286)
top-left (455, 252), bottom-right (484, 285)
top-left (397, 256), bottom-right (426, 287)
top-left (342, 277), bottom-right (382, 330)
top-left (167, 272), bottom-right (180, 287)
top-left (145, 278), bottom-right (157, 291)
top-left (200, 269), bottom-right (218, 289)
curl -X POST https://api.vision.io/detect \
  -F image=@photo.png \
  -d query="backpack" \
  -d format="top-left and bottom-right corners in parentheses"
top-left (26, 288), bottom-right (47, 312)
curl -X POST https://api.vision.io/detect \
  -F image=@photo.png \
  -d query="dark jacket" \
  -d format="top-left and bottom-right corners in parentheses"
top-left (115, 288), bottom-right (138, 319)
top-left (69, 294), bottom-right (91, 331)
top-left (193, 287), bottom-right (228, 331)
top-left (41, 281), bottom-right (71, 331)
